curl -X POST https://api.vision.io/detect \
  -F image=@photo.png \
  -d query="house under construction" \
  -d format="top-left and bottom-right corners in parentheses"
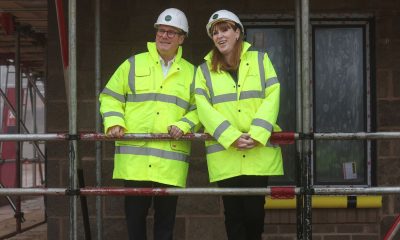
top-left (0, 0), bottom-right (399, 239)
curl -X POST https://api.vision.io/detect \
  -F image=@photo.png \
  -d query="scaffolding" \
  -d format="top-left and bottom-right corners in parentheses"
top-left (0, 0), bottom-right (399, 240)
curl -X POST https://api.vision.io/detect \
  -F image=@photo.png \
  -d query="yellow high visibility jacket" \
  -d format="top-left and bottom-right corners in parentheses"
top-left (99, 42), bottom-right (199, 187)
top-left (195, 42), bottom-right (283, 182)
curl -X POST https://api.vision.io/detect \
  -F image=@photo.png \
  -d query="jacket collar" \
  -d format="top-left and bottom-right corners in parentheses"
top-left (147, 42), bottom-right (183, 63)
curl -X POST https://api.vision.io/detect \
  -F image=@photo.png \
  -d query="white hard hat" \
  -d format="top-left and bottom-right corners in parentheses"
top-left (206, 10), bottom-right (244, 38)
top-left (154, 8), bottom-right (189, 35)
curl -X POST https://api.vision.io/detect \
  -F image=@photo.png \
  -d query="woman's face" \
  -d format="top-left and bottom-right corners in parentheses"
top-left (211, 22), bottom-right (240, 57)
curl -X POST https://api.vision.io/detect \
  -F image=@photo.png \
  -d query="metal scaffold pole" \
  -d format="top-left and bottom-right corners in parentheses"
top-left (1, 132), bottom-right (400, 142)
top-left (2, 186), bottom-right (400, 196)
top-left (14, 24), bottom-right (23, 233)
top-left (94, 0), bottom-right (103, 239)
top-left (300, 0), bottom-right (312, 239)
top-left (295, 0), bottom-right (303, 238)
top-left (68, 0), bottom-right (78, 239)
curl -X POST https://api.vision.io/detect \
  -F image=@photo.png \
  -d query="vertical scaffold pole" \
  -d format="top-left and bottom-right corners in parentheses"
top-left (68, 0), bottom-right (78, 239)
top-left (295, 0), bottom-right (303, 238)
top-left (301, 0), bottom-right (312, 239)
top-left (94, 0), bottom-right (103, 239)
top-left (15, 24), bottom-right (22, 233)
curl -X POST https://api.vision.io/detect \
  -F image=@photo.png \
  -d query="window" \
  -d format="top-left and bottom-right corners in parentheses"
top-left (245, 17), bottom-right (372, 186)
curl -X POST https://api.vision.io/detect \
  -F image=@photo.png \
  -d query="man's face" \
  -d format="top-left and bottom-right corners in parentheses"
top-left (155, 25), bottom-right (185, 59)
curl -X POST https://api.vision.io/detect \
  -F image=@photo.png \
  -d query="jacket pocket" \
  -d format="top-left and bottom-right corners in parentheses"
top-left (170, 141), bottom-right (190, 154)
top-left (116, 140), bottom-right (146, 147)
top-left (135, 67), bottom-right (153, 91)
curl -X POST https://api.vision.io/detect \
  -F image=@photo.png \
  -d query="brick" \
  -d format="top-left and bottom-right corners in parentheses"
top-left (310, 236), bottom-right (322, 240)
top-left (337, 224), bottom-right (363, 233)
top-left (77, 70), bottom-right (95, 99)
top-left (324, 235), bottom-right (351, 240)
top-left (377, 140), bottom-right (392, 157)
top-left (381, 215), bottom-right (398, 239)
top-left (352, 235), bottom-right (379, 240)
top-left (190, 140), bottom-right (206, 158)
top-left (102, 217), bottom-right (127, 240)
top-left (47, 217), bottom-right (61, 240)
top-left (377, 157), bottom-right (400, 185)
top-left (364, 223), bottom-right (379, 233)
top-left (312, 224), bottom-right (335, 233)
top-left (264, 235), bottom-right (296, 240)
top-left (46, 101), bottom-right (69, 132)
top-left (186, 217), bottom-right (227, 240)
top-left (144, 217), bottom-right (186, 240)
top-left (264, 224), bottom-right (279, 234)
top-left (378, 100), bottom-right (400, 127)
top-left (103, 196), bottom-right (125, 217)
top-left (177, 196), bottom-right (221, 215)
top-left (371, 0), bottom-right (400, 9)
top-left (376, 70), bottom-right (391, 98)
top-left (103, 141), bottom-right (115, 159)
top-left (78, 101), bottom-right (96, 131)
top-left (47, 196), bottom-right (69, 217)
top-left (47, 142), bottom-right (68, 159)
top-left (394, 71), bottom-right (400, 98)
top-left (278, 224), bottom-right (296, 234)
top-left (393, 140), bottom-right (400, 156)
top-left (186, 155), bottom-right (209, 187)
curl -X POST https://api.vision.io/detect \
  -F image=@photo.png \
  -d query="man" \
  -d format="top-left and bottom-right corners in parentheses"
top-left (99, 8), bottom-right (198, 240)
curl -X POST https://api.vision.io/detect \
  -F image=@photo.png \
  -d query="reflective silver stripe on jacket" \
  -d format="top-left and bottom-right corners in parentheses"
top-left (103, 111), bottom-right (124, 118)
top-left (206, 143), bottom-right (225, 154)
top-left (187, 67), bottom-right (197, 111)
top-left (128, 56), bottom-right (135, 94)
top-left (239, 90), bottom-right (263, 100)
top-left (181, 117), bottom-right (195, 129)
top-left (258, 52), bottom-right (266, 96)
top-left (213, 120), bottom-right (230, 140)
top-left (252, 118), bottom-right (273, 132)
top-left (115, 146), bottom-right (189, 162)
top-left (195, 88), bottom-right (211, 103)
top-left (102, 87), bottom-right (125, 102)
top-left (266, 77), bottom-right (279, 88)
top-left (213, 93), bottom-right (237, 104)
top-left (199, 54), bottom-right (273, 104)
top-left (126, 93), bottom-right (189, 110)
top-left (200, 63), bottom-right (215, 99)
top-left (266, 140), bottom-right (279, 148)
top-left (188, 105), bottom-right (197, 111)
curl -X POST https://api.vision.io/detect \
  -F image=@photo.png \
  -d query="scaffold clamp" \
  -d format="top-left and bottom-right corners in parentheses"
top-left (14, 211), bottom-right (25, 222)
top-left (66, 188), bottom-right (81, 196)
top-left (67, 134), bottom-right (80, 141)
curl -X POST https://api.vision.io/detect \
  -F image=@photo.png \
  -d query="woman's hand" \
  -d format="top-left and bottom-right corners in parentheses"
top-left (233, 133), bottom-right (256, 150)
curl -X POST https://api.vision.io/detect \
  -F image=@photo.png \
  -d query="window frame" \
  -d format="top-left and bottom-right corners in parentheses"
top-left (242, 14), bottom-right (374, 187)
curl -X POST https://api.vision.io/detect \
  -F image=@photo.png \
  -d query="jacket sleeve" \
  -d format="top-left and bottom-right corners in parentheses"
top-left (99, 60), bottom-right (129, 133)
top-left (195, 66), bottom-right (242, 149)
top-left (172, 67), bottom-right (202, 134)
top-left (248, 53), bottom-right (280, 146)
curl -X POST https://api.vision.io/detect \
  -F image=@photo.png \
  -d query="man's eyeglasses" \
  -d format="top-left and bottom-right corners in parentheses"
top-left (156, 29), bottom-right (183, 38)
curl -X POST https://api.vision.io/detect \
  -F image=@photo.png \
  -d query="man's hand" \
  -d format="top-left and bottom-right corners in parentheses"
top-left (233, 133), bottom-right (256, 150)
top-left (168, 125), bottom-right (183, 139)
top-left (106, 125), bottom-right (125, 138)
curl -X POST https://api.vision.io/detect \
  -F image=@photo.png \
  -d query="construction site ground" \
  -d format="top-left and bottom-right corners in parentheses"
top-left (0, 197), bottom-right (46, 239)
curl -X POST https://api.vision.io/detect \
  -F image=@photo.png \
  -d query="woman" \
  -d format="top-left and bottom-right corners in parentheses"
top-left (195, 10), bottom-right (284, 240)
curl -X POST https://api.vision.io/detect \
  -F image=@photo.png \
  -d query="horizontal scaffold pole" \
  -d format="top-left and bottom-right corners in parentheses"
top-left (0, 132), bottom-right (400, 142)
top-left (1, 187), bottom-right (400, 196)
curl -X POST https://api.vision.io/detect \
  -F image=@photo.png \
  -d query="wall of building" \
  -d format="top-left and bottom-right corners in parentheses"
top-left (46, 0), bottom-right (400, 239)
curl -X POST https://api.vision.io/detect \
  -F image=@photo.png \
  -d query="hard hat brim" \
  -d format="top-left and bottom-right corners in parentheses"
top-left (207, 18), bottom-right (242, 38)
